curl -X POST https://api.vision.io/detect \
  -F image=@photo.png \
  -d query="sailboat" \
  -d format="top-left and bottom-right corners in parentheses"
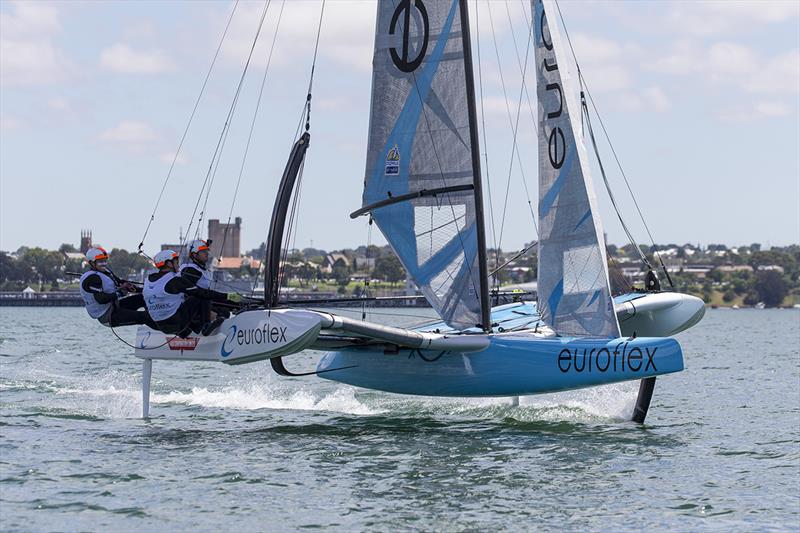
top-left (133, 0), bottom-right (705, 422)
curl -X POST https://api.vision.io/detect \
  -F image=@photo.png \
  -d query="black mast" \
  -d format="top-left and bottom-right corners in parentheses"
top-left (264, 132), bottom-right (310, 307)
top-left (459, 0), bottom-right (491, 332)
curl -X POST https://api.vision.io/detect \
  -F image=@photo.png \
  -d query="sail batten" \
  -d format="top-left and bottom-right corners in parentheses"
top-left (362, 0), bottom-right (488, 330)
top-left (533, 0), bottom-right (620, 338)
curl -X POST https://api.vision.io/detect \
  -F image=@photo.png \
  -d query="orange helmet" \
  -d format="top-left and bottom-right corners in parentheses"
top-left (154, 249), bottom-right (179, 268)
top-left (189, 239), bottom-right (210, 254)
top-left (85, 246), bottom-right (109, 262)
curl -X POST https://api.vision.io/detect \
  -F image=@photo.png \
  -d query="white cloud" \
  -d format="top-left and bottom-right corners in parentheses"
top-left (717, 100), bottom-right (794, 122)
top-left (743, 50), bottom-right (800, 94)
top-left (221, 1), bottom-right (374, 72)
top-left (47, 97), bottom-right (69, 111)
top-left (755, 100), bottom-right (793, 117)
top-left (664, 0), bottom-right (800, 37)
top-left (648, 42), bottom-right (799, 96)
top-left (99, 121), bottom-right (159, 144)
top-left (160, 151), bottom-right (189, 165)
top-left (0, 116), bottom-right (23, 130)
top-left (0, 2), bottom-right (70, 86)
top-left (100, 44), bottom-right (174, 74)
top-left (614, 87), bottom-right (671, 113)
top-left (0, 1), bottom-right (60, 39)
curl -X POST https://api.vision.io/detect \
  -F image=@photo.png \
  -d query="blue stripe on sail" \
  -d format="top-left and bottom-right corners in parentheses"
top-left (587, 289), bottom-right (601, 307)
top-left (548, 278), bottom-right (564, 319)
top-left (365, 0), bottom-right (460, 205)
top-left (573, 209), bottom-right (591, 232)
top-left (539, 148), bottom-right (574, 217)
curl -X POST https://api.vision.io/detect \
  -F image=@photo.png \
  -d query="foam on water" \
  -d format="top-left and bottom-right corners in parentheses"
top-left (155, 384), bottom-right (380, 415)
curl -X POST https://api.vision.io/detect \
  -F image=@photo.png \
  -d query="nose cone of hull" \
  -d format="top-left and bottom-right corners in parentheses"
top-left (617, 292), bottom-right (706, 337)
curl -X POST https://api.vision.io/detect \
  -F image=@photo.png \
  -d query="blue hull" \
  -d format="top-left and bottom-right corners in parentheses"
top-left (317, 334), bottom-right (684, 397)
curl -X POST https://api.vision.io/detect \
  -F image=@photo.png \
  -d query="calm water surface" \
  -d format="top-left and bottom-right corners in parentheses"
top-left (1, 307), bottom-right (798, 531)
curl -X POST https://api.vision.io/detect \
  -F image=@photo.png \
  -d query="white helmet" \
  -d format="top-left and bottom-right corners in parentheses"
top-left (189, 239), bottom-right (211, 255)
top-left (153, 249), bottom-right (179, 268)
top-left (85, 246), bottom-right (109, 263)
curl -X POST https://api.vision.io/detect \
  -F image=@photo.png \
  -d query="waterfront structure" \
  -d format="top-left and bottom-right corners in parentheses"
top-left (208, 218), bottom-right (241, 258)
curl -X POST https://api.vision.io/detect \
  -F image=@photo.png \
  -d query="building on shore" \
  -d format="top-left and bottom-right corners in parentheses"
top-left (80, 230), bottom-right (92, 253)
top-left (208, 218), bottom-right (241, 259)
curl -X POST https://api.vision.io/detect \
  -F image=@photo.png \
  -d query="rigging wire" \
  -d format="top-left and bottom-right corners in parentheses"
top-left (485, 0), bottom-right (536, 256)
top-left (502, 0), bottom-right (538, 231)
top-left (272, 0), bottom-right (325, 301)
top-left (474, 0), bottom-right (500, 281)
top-left (218, 0), bottom-right (287, 262)
top-left (137, 0), bottom-right (240, 255)
top-left (552, 0), bottom-right (673, 287)
top-left (182, 0), bottom-right (272, 253)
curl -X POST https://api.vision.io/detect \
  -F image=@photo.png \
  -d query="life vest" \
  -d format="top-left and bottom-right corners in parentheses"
top-left (179, 261), bottom-right (212, 289)
top-left (79, 270), bottom-right (118, 319)
top-left (143, 272), bottom-right (185, 322)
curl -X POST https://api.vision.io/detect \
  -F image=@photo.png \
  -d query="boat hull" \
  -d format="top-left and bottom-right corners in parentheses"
top-left (317, 335), bottom-right (683, 397)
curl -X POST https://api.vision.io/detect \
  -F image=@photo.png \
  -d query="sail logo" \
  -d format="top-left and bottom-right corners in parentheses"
top-left (537, 3), bottom-right (567, 171)
top-left (389, 0), bottom-right (429, 73)
top-left (220, 323), bottom-right (289, 358)
top-left (557, 343), bottom-right (658, 374)
top-left (385, 145), bottom-right (401, 175)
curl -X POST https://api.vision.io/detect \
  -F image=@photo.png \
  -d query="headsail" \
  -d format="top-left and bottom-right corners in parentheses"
top-left (533, 0), bottom-right (620, 338)
top-left (355, 0), bottom-right (489, 331)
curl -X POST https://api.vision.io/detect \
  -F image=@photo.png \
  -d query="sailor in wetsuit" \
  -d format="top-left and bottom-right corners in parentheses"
top-left (179, 239), bottom-right (230, 320)
top-left (79, 247), bottom-right (157, 328)
top-left (143, 249), bottom-right (242, 337)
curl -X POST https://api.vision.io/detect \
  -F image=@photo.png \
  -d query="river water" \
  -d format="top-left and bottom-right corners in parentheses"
top-left (1, 307), bottom-right (798, 531)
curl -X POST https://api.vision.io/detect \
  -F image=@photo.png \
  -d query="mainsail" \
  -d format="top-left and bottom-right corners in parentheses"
top-left (355, 0), bottom-right (489, 330)
top-left (533, 0), bottom-right (620, 338)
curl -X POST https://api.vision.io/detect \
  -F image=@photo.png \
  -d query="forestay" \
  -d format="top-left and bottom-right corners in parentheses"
top-left (533, 0), bottom-right (620, 338)
top-left (358, 0), bottom-right (488, 331)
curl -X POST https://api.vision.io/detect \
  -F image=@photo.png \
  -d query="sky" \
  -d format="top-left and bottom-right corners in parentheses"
top-left (1, 0), bottom-right (798, 256)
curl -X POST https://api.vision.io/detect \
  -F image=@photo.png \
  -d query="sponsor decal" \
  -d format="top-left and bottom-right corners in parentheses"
top-left (138, 330), bottom-right (151, 349)
top-left (385, 144), bottom-right (400, 176)
top-left (220, 323), bottom-right (289, 358)
top-left (168, 337), bottom-right (198, 351)
top-left (557, 342), bottom-right (658, 374)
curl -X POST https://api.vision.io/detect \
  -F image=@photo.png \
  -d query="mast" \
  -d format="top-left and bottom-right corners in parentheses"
top-left (264, 132), bottom-right (310, 307)
top-left (459, 0), bottom-right (491, 332)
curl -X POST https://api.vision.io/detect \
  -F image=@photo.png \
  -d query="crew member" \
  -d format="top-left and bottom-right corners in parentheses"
top-left (79, 247), bottom-right (157, 328)
top-left (143, 249), bottom-right (242, 337)
top-left (179, 239), bottom-right (231, 320)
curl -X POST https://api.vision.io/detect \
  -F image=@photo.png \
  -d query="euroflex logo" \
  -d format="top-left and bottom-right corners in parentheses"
top-left (220, 323), bottom-right (289, 357)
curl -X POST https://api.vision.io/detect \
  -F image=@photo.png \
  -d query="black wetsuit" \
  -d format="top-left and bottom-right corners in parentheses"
top-left (81, 272), bottom-right (158, 329)
top-left (147, 271), bottom-right (230, 336)
top-left (180, 262), bottom-right (231, 319)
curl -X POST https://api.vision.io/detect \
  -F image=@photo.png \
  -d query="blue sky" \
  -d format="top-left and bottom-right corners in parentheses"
top-left (1, 0), bottom-right (798, 255)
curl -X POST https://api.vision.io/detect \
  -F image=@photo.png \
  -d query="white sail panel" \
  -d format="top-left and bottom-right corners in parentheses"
top-left (360, 0), bottom-right (485, 330)
top-left (533, 0), bottom-right (620, 338)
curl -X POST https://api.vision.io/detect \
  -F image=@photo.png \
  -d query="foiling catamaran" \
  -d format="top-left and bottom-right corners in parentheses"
top-left (132, 0), bottom-right (705, 422)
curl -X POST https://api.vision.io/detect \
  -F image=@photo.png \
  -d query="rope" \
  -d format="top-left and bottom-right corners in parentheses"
top-left (182, 0), bottom-right (271, 252)
top-left (109, 324), bottom-right (175, 350)
top-left (552, 0), bottom-right (673, 287)
top-left (581, 95), bottom-right (651, 269)
top-left (486, 0), bottom-right (536, 258)
top-left (218, 0), bottom-right (287, 261)
top-left (137, 0), bottom-right (239, 254)
top-left (474, 0), bottom-right (499, 284)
